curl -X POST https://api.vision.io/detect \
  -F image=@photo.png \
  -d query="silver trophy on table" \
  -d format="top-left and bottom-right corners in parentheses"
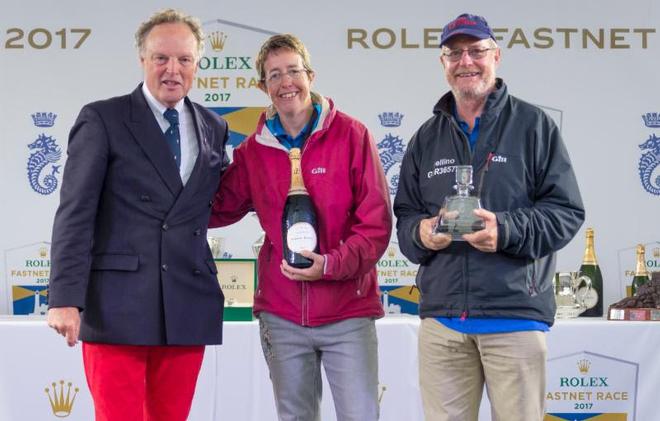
top-left (251, 212), bottom-right (265, 258)
top-left (434, 165), bottom-right (485, 240)
top-left (554, 271), bottom-right (593, 318)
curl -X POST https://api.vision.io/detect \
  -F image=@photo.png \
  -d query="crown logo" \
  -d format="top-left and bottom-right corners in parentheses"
top-left (378, 112), bottom-right (404, 128)
top-left (642, 112), bottom-right (660, 128)
top-left (45, 380), bottom-right (79, 417)
top-left (577, 359), bottom-right (591, 374)
top-left (387, 247), bottom-right (396, 258)
top-left (39, 246), bottom-right (48, 258)
top-left (208, 31), bottom-right (228, 52)
top-left (31, 112), bottom-right (57, 128)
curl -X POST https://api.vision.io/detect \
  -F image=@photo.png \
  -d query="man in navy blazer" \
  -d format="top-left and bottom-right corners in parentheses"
top-left (47, 9), bottom-right (228, 421)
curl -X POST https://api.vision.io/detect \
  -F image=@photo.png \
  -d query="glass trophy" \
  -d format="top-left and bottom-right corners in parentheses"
top-left (434, 165), bottom-right (485, 240)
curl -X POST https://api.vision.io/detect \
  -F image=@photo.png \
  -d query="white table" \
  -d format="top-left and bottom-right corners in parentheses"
top-left (0, 316), bottom-right (657, 420)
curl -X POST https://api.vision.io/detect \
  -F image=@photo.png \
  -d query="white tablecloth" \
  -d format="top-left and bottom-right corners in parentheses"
top-left (0, 316), bottom-right (657, 420)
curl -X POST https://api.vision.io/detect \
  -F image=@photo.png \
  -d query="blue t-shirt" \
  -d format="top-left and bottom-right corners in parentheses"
top-left (437, 104), bottom-right (549, 334)
top-left (455, 114), bottom-right (481, 151)
top-left (265, 103), bottom-right (321, 150)
top-left (437, 317), bottom-right (549, 334)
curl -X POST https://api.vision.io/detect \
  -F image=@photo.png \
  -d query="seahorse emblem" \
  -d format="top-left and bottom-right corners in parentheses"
top-left (638, 134), bottom-right (660, 196)
top-left (27, 134), bottom-right (62, 195)
top-left (377, 134), bottom-right (406, 195)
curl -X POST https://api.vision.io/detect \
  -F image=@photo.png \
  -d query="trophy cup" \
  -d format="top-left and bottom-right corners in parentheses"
top-left (434, 165), bottom-right (485, 240)
top-left (251, 212), bottom-right (265, 258)
top-left (207, 236), bottom-right (225, 259)
top-left (554, 271), bottom-right (593, 319)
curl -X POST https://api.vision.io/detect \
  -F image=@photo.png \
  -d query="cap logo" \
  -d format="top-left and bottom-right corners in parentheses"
top-left (447, 17), bottom-right (478, 31)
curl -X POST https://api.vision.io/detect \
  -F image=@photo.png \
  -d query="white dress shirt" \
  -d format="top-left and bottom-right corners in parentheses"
top-left (142, 83), bottom-right (199, 185)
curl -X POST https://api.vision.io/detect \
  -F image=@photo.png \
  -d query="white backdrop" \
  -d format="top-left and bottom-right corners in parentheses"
top-left (2, 3), bottom-right (660, 314)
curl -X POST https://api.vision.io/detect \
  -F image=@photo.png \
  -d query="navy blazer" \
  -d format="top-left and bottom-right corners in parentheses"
top-left (48, 85), bottom-right (228, 345)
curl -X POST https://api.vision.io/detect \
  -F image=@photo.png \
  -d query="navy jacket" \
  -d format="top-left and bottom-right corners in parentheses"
top-left (48, 85), bottom-right (229, 345)
top-left (394, 79), bottom-right (585, 325)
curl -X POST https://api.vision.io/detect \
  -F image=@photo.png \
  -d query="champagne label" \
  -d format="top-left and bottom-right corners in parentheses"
top-left (287, 222), bottom-right (317, 252)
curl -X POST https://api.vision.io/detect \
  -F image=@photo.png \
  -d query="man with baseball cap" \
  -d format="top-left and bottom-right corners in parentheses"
top-left (394, 13), bottom-right (584, 420)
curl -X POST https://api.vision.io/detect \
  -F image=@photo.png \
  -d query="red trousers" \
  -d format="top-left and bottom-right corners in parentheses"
top-left (82, 342), bottom-right (205, 421)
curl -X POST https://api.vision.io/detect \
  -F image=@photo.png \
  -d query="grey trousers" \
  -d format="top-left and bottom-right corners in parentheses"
top-left (258, 312), bottom-right (379, 421)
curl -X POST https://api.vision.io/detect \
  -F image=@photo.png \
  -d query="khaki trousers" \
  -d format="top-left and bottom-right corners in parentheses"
top-left (418, 318), bottom-right (547, 421)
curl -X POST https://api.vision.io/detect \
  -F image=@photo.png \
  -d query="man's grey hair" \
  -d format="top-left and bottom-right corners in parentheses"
top-left (135, 8), bottom-right (205, 58)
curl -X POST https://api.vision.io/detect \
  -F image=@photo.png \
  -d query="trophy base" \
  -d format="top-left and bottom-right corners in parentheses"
top-left (435, 195), bottom-right (485, 240)
top-left (555, 306), bottom-right (585, 319)
top-left (435, 220), bottom-right (485, 240)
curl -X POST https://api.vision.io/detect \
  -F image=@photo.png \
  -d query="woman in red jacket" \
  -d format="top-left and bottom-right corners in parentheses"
top-left (210, 33), bottom-right (392, 421)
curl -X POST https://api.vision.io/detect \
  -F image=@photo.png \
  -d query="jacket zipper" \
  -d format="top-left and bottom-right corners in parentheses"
top-left (449, 118), bottom-right (472, 164)
top-left (298, 116), bottom-right (319, 327)
top-left (446, 116), bottom-right (471, 321)
top-left (301, 281), bottom-right (308, 326)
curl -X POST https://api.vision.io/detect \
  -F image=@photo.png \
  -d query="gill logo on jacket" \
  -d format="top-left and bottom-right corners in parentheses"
top-left (491, 154), bottom-right (508, 163)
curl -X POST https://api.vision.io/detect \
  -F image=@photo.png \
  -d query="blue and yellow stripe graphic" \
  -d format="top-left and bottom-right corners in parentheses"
top-left (209, 107), bottom-right (265, 147)
top-left (545, 413), bottom-right (627, 420)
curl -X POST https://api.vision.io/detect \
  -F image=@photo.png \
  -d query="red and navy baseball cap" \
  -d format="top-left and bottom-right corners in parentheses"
top-left (440, 13), bottom-right (495, 47)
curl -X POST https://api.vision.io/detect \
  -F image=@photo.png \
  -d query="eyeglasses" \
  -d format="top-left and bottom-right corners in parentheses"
top-left (442, 47), bottom-right (495, 62)
top-left (150, 54), bottom-right (196, 68)
top-left (263, 68), bottom-right (309, 84)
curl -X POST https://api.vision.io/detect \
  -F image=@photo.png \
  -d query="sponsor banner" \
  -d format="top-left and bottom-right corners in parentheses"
top-left (378, 244), bottom-right (419, 315)
top-left (2, 0), bottom-right (660, 322)
top-left (191, 18), bottom-right (274, 159)
top-left (545, 351), bottom-right (637, 420)
top-left (4, 242), bottom-right (51, 315)
top-left (346, 26), bottom-right (656, 50)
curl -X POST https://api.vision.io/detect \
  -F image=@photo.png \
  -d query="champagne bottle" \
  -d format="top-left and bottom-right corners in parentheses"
top-left (631, 244), bottom-right (650, 296)
top-left (281, 148), bottom-right (319, 269)
top-left (578, 228), bottom-right (603, 317)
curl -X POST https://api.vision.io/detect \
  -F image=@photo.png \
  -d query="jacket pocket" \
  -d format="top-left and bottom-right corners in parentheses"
top-left (525, 258), bottom-right (538, 296)
top-left (91, 254), bottom-right (139, 271)
top-left (415, 265), bottom-right (426, 295)
top-left (355, 276), bottom-right (367, 297)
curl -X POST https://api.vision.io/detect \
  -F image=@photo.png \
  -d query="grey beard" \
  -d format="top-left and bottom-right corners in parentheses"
top-left (452, 86), bottom-right (489, 102)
